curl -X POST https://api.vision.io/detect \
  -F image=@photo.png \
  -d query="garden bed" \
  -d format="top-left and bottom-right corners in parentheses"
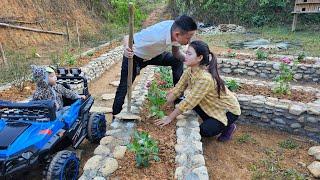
top-left (203, 124), bottom-right (317, 179)
top-left (235, 84), bottom-right (317, 103)
top-left (110, 105), bottom-right (176, 179)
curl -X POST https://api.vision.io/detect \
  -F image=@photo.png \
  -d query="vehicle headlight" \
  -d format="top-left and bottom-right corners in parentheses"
top-left (21, 151), bottom-right (33, 160)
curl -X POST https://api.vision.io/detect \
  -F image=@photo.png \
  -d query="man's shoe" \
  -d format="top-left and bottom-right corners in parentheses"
top-left (217, 123), bottom-right (237, 142)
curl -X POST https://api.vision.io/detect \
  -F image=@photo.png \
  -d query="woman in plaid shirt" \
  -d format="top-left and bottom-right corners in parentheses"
top-left (155, 40), bottom-right (241, 142)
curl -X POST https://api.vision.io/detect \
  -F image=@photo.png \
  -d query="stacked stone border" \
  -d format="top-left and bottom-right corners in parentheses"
top-left (80, 66), bottom-right (155, 179)
top-left (224, 76), bottom-right (320, 142)
top-left (217, 57), bottom-right (320, 83)
top-left (174, 112), bottom-right (209, 180)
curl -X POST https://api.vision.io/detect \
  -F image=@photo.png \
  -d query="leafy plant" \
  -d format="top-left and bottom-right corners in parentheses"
top-left (273, 57), bottom-right (298, 95)
top-left (62, 49), bottom-right (76, 66)
top-left (147, 80), bottom-right (166, 118)
top-left (255, 49), bottom-right (268, 60)
top-left (87, 51), bottom-right (94, 57)
top-left (225, 79), bottom-right (240, 92)
top-left (278, 139), bottom-right (299, 150)
top-left (155, 67), bottom-right (173, 88)
top-left (226, 49), bottom-right (236, 58)
top-left (297, 52), bottom-right (306, 62)
top-left (236, 133), bottom-right (256, 144)
top-left (127, 131), bottom-right (160, 167)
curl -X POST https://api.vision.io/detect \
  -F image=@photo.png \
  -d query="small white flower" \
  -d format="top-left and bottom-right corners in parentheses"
top-left (138, 139), bottom-right (144, 145)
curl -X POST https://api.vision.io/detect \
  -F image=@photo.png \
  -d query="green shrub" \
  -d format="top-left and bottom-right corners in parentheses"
top-left (278, 139), bottom-right (299, 150)
top-left (225, 79), bottom-right (240, 92)
top-left (256, 50), bottom-right (268, 60)
top-left (127, 131), bottom-right (160, 167)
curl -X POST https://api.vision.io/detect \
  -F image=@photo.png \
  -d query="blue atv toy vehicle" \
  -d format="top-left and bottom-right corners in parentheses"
top-left (0, 68), bottom-right (106, 180)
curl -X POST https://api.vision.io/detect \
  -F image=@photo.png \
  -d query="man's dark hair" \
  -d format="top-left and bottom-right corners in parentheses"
top-left (172, 15), bottom-right (197, 33)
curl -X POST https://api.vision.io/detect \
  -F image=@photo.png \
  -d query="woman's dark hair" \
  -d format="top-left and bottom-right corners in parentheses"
top-left (172, 15), bottom-right (197, 34)
top-left (189, 40), bottom-right (225, 97)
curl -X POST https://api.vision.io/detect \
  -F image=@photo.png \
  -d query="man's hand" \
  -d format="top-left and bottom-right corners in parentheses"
top-left (124, 46), bottom-right (134, 59)
top-left (154, 116), bottom-right (173, 127)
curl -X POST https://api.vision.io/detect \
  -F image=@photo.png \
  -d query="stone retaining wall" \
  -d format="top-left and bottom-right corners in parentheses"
top-left (80, 66), bottom-right (155, 179)
top-left (175, 112), bottom-right (209, 180)
top-left (218, 58), bottom-right (320, 83)
top-left (237, 94), bottom-right (320, 142)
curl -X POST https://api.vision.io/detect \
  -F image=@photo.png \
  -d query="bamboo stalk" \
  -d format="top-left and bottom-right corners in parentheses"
top-left (127, 2), bottom-right (134, 113)
top-left (0, 43), bottom-right (7, 65)
top-left (65, 21), bottom-right (70, 43)
top-left (76, 21), bottom-right (80, 48)
top-left (0, 22), bottom-right (66, 36)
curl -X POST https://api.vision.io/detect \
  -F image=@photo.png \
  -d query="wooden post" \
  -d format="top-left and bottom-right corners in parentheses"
top-left (65, 21), bottom-right (70, 44)
top-left (0, 43), bottom-right (7, 65)
top-left (76, 21), bottom-right (80, 48)
top-left (127, 2), bottom-right (134, 113)
top-left (292, 14), bottom-right (298, 31)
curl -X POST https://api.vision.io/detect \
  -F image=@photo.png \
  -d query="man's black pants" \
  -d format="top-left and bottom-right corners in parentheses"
top-left (112, 52), bottom-right (183, 115)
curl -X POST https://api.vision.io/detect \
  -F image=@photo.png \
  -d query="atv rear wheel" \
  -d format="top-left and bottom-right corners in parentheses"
top-left (44, 150), bottom-right (79, 180)
top-left (87, 113), bottom-right (106, 143)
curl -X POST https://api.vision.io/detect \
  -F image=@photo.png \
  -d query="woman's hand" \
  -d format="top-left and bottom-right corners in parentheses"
top-left (166, 92), bottom-right (175, 103)
top-left (154, 116), bottom-right (173, 127)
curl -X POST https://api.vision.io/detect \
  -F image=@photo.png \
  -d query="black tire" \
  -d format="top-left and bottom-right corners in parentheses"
top-left (44, 150), bottom-right (79, 180)
top-left (87, 113), bottom-right (106, 143)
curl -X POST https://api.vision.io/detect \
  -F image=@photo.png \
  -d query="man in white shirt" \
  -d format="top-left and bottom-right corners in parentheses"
top-left (112, 15), bottom-right (197, 116)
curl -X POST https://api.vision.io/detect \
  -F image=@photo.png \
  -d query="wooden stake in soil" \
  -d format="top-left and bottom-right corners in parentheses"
top-left (127, 2), bottom-right (134, 113)
top-left (76, 21), bottom-right (80, 48)
top-left (0, 42), bottom-right (7, 65)
top-left (65, 21), bottom-right (70, 44)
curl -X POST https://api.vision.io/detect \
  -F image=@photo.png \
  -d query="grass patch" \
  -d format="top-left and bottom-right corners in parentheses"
top-left (236, 133), bottom-right (256, 144)
top-left (200, 25), bottom-right (320, 57)
top-left (248, 148), bottom-right (306, 180)
top-left (278, 139), bottom-right (299, 150)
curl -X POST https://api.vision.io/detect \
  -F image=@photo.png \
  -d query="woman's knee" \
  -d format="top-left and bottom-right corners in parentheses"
top-left (200, 121), bottom-right (223, 137)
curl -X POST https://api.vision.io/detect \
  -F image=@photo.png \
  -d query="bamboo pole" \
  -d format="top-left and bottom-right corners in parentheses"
top-left (127, 2), bottom-right (134, 113)
top-left (0, 22), bottom-right (66, 36)
top-left (76, 21), bottom-right (80, 48)
top-left (0, 43), bottom-right (7, 65)
top-left (65, 21), bottom-right (70, 44)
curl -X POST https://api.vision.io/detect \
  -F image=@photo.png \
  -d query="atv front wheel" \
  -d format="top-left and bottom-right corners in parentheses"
top-left (87, 113), bottom-right (106, 143)
top-left (45, 150), bottom-right (79, 180)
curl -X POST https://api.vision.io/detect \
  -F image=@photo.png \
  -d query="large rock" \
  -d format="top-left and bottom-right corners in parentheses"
top-left (308, 146), bottom-right (320, 156)
top-left (307, 161), bottom-right (320, 178)
top-left (90, 106), bottom-right (113, 113)
top-left (289, 103), bottom-right (307, 116)
top-left (83, 155), bottom-right (103, 170)
top-left (109, 81), bottom-right (120, 87)
top-left (192, 166), bottom-right (209, 180)
top-left (102, 94), bottom-right (115, 100)
top-left (113, 146), bottom-right (127, 159)
top-left (175, 166), bottom-right (188, 180)
top-left (191, 154), bottom-right (205, 168)
top-left (315, 153), bottom-right (320, 161)
top-left (101, 158), bottom-right (119, 176)
top-left (114, 112), bottom-right (141, 121)
top-left (94, 145), bottom-right (111, 156)
top-left (100, 136), bottom-right (114, 145)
